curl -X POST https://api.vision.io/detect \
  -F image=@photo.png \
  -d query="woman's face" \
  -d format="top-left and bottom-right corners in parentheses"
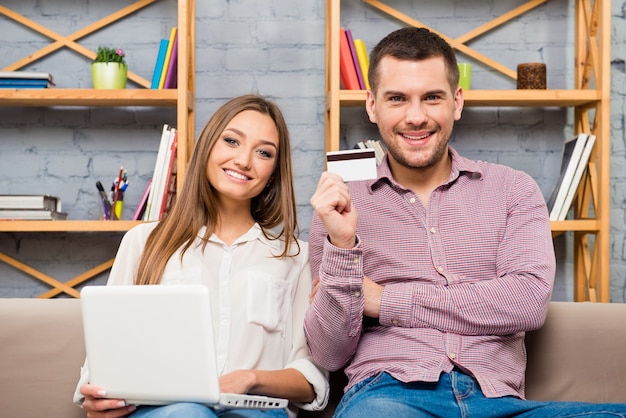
top-left (206, 110), bottom-right (279, 205)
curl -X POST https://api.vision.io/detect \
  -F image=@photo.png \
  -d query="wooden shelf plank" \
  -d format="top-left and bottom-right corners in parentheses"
top-left (0, 89), bottom-right (178, 107)
top-left (550, 219), bottom-right (600, 232)
top-left (0, 220), bottom-right (146, 232)
top-left (335, 89), bottom-right (601, 107)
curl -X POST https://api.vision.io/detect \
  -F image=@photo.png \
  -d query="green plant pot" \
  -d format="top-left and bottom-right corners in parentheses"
top-left (91, 62), bottom-right (128, 89)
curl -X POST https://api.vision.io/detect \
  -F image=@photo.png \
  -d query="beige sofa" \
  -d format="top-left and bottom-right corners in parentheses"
top-left (1, 299), bottom-right (626, 418)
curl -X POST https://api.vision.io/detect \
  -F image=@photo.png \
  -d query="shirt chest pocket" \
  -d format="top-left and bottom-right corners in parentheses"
top-left (246, 271), bottom-right (289, 332)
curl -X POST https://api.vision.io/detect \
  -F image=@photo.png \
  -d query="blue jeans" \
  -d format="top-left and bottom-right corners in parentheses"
top-left (129, 402), bottom-right (288, 418)
top-left (335, 371), bottom-right (626, 418)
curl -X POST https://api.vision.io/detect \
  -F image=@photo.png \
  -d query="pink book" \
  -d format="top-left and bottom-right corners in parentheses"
top-left (163, 32), bottom-right (178, 89)
top-left (132, 179), bottom-right (152, 221)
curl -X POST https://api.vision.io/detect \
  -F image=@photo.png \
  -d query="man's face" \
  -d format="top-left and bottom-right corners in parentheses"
top-left (366, 56), bottom-right (463, 173)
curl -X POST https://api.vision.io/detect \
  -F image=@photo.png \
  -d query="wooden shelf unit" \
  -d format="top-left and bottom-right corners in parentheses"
top-left (325, 0), bottom-right (610, 302)
top-left (0, 0), bottom-right (196, 298)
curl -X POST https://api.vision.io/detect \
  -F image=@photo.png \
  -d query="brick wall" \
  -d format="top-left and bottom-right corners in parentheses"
top-left (0, 0), bottom-right (624, 301)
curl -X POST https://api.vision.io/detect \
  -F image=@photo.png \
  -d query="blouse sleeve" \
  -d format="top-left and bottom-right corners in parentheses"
top-left (284, 241), bottom-right (330, 411)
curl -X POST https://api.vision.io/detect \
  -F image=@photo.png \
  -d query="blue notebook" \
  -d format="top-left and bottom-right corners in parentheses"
top-left (150, 39), bottom-right (169, 89)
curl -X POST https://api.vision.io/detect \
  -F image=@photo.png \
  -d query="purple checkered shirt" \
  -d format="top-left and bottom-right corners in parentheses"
top-left (304, 147), bottom-right (555, 399)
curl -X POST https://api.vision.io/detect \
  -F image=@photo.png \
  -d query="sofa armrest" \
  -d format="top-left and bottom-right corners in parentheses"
top-left (0, 298), bottom-right (87, 418)
top-left (525, 301), bottom-right (626, 403)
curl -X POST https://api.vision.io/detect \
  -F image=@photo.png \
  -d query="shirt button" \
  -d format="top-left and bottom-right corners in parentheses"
top-left (392, 319), bottom-right (399, 326)
top-left (354, 291), bottom-right (361, 297)
top-left (430, 227), bottom-right (436, 234)
top-left (353, 258), bottom-right (359, 265)
top-left (409, 197), bottom-right (416, 204)
top-left (448, 352), bottom-right (456, 360)
top-left (438, 266), bottom-right (444, 273)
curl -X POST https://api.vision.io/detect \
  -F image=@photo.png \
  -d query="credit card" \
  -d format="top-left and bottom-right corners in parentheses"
top-left (326, 149), bottom-right (377, 182)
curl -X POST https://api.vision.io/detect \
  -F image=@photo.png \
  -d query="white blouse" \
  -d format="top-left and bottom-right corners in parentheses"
top-left (74, 222), bottom-right (329, 415)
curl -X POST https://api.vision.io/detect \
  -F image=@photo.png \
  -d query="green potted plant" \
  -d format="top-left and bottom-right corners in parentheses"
top-left (91, 46), bottom-right (128, 89)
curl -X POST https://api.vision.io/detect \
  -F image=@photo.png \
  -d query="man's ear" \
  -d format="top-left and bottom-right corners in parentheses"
top-left (365, 90), bottom-right (377, 123)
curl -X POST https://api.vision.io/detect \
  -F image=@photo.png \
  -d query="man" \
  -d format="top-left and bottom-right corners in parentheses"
top-left (304, 27), bottom-right (626, 417)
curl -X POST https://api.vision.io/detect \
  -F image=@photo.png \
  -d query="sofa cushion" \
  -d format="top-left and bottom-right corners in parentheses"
top-left (0, 298), bottom-right (86, 418)
top-left (525, 301), bottom-right (626, 403)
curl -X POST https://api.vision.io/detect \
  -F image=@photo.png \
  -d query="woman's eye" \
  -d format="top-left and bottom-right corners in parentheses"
top-left (224, 136), bottom-right (238, 146)
top-left (257, 149), bottom-right (274, 159)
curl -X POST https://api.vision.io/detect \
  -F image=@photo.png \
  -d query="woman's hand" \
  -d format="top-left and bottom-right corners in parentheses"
top-left (219, 368), bottom-right (314, 403)
top-left (219, 370), bottom-right (256, 394)
top-left (80, 384), bottom-right (137, 418)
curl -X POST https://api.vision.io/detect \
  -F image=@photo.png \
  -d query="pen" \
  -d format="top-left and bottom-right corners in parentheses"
top-left (111, 166), bottom-right (124, 220)
top-left (96, 181), bottom-right (113, 220)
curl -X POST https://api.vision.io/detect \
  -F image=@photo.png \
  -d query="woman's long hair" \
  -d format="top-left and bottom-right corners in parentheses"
top-left (135, 95), bottom-right (299, 285)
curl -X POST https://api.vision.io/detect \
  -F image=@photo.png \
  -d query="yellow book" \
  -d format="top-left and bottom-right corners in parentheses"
top-left (354, 39), bottom-right (370, 90)
top-left (158, 27), bottom-right (177, 89)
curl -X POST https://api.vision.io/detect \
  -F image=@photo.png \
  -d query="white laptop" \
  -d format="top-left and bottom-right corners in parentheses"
top-left (80, 284), bottom-right (288, 410)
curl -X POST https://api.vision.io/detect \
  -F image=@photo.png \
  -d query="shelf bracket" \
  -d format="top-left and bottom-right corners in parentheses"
top-left (0, 1), bottom-right (157, 88)
top-left (0, 251), bottom-right (113, 299)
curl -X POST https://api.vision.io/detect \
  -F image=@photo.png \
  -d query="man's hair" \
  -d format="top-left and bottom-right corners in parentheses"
top-left (368, 27), bottom-right (459, 93)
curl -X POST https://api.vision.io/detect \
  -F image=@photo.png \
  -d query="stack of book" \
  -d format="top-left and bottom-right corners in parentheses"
top-left (355, 139), bottom-right (385, 166)
top-left (0, 71), bottom-right (55, 89)
top-left (134, 124), bottom-right (178, 221)
top-left (0, 195), bottom-right (67, 220)
top-left (546, 132), bottom-right (597, 221)
top-left (149, 27), bottom-right (178, 89)
top-left (339, 28), bottom-right (370, 90)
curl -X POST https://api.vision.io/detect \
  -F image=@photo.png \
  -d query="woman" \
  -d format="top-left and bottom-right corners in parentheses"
top-left (74, 95), bottom-right (329, 418)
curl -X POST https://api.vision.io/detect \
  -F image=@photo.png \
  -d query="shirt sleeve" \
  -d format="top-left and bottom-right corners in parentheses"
top-left (285, 242), bottom-right (329, 411)
top-left (304, 213), bottom-right (365, 372)
top-left (72, 223), bottom-right (154, 406)
top-left (378, 170), bottom-right (556, 335)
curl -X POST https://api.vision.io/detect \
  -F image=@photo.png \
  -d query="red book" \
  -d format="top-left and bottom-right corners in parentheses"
top-left (339, 28), bottom-right (360, 90)
top-left (345, 29), bottom-right (365, 90)
top-left (158, 131), bottom-right (178, 220)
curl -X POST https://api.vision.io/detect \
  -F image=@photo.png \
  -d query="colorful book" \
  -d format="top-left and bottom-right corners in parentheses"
top-left (354, 38), bottom-right (370, 90)
top-left (0, 78), bottom-right (52, 86)
top-left (150, 39), bottom-right (169, 89)
top-left (0, 209), bottom-right (67, 220)
top-left (132, 179), bottom-right (152, 221)
top-left (158, 27), bottom-right (177, 89)
top-left (345, 29), bottom-right (365, 90)
top-left (144, 124), bottom-right (172, 220)
top-left (547, 133), bottom-right (589, 221)
top-left (0, 84), bottom-right (52, 89)
top-left (147, 126), bottom-right (177, 221)
top-left (158, 130), bottom-right (178, 220)
top-left (0, 71), bottom-right (53, 80)
top-left (163, 31), bottom-right (179, 89)
top-left (0, 194), bottom-right (61, 211)
top-left (556, 134), bottom-right (596, 221)
top-left (339, 28), bottom-right (360, 90)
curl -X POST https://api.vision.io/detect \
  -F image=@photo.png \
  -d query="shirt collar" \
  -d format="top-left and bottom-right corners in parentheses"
top-left (368, 146), bottom-right (484, 193)
top-left (200, 223), bottom-right (282, 251)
